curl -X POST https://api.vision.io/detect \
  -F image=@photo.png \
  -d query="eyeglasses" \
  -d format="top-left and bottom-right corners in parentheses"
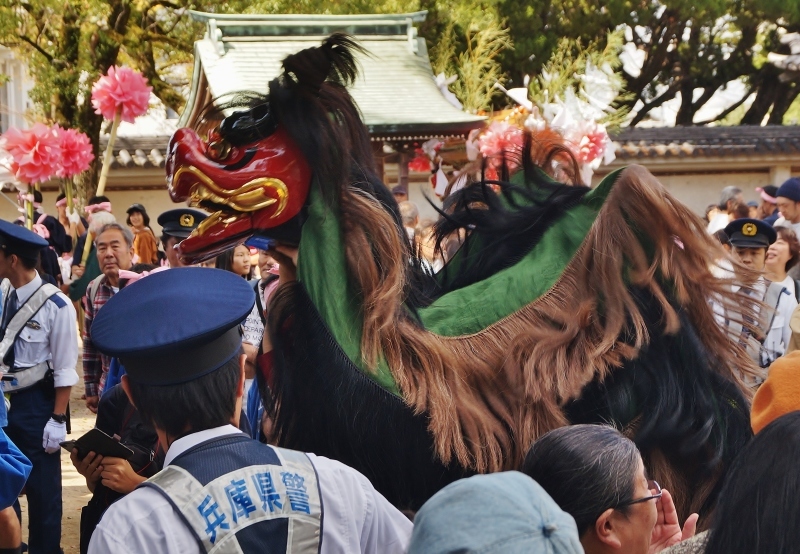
top-left (616, 480), bottom-right (662, 508)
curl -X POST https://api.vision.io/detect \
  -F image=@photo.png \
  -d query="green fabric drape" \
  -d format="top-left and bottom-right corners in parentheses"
top-left (297, 168), bottom-right (624, 393)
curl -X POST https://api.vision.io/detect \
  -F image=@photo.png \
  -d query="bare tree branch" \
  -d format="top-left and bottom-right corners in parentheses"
top-left (630, 82), bottom-right (682, 126)
top-left (695, 86), bottom-right (754, 125)
top-left (18, 34), bottom-right (53, 62)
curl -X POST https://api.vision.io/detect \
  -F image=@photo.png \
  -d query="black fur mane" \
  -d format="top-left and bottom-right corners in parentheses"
top-left (410, 135), bottom-right (590, 304)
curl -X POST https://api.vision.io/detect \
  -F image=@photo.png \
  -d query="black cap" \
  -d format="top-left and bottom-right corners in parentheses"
top-left (757, 185), bottom-right (778, 201)
top-left (0, 219), bottom-right (48, 259)
top-left (724, 218), bottom-right (777, 248)
top-left (157, 208), bottom-right (208, 239)
top-left (90, 267), bottom-right (255, 385)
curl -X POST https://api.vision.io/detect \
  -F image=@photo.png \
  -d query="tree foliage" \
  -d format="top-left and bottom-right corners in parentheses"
top-left (493, 0), bottom-right (800, 126)
top-left (1, 0), bottom-right (800, 203)
top-left (431, 15), bottom-right (511, 113)
top-left (528, 31), bottom-right (631, 129)
top-left (0, 0), bottom-right (254, 201)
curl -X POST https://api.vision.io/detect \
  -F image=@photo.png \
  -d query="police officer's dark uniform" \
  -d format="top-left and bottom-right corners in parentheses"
top-left (0, 220), bottom-right (78, 553)
top-left (86, 268), bottom-right (411, 553)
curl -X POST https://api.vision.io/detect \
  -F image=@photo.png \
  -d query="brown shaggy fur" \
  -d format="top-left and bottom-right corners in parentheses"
top-left (337, 141), bottom-right (758, 518)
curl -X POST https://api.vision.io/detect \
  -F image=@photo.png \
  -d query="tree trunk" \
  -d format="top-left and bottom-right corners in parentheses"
top-left (767, 83), bottom-right (800, 125)
top-left (621, 13), bottom-right (686, 111)
top-left (741, 70), bottom-right (781, 125)
top-left (76, 164), bottom-right (100, 209)
top-left (675, 80), bottom-right (696, 125)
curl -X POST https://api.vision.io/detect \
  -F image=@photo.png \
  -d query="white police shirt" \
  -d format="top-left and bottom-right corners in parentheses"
top-left (761, 282), bottom-right (797, 365)
top-left (5, 272), bottom-right (78, 388)
top-left (88, 425), bottom-right (413, 554)
top-left (712, 276), bottom-right (797, 375)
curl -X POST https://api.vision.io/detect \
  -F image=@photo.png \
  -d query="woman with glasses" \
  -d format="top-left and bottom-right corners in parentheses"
top-left (521, 424), bottom-right (697, 554)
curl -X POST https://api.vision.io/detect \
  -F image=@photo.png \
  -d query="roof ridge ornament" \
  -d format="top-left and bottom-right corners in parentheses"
top-left (407, 19), bottom-right (418, 54)
top-left (208, 19), bottom-right (225, 56)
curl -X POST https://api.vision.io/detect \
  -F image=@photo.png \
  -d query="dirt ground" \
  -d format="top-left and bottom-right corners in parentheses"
top-left (19, 340), bottom-right (93, 553)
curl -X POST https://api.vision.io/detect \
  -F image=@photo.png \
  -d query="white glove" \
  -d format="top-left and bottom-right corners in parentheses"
top-left (43, 418), bottom-right (67, 454)
top-left (66, 206), bottom-right (81, 225)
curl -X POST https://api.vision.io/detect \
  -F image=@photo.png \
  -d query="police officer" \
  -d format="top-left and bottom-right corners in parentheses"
top-left (87, 268), bottom-right (411, 553)
top-left (156, 209), bottom-right (207, 268)
top-left (0, 219), bottom-right (79, 553)
top-left (719, 218), bottom-right (797, 381)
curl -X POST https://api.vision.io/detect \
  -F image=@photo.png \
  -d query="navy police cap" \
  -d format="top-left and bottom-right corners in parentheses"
top-left (724, 218), bottom-right (777, 249)
top-left (157, 208), bottom-right (207, 239)
top-left (0, 219), bottom-right (48, 259)
top-left (90, 267), bottom-right (255, 385)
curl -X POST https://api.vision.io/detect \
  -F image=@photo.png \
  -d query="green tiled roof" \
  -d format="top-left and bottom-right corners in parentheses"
top-left (181, 11), bottom-right (484, 138)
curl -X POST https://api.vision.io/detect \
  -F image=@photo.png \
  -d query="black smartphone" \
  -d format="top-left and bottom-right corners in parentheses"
top-left (59, 428), bottom-right (134, 460)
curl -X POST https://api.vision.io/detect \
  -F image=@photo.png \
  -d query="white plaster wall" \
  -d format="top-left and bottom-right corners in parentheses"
top-left (640, 172), bottom-right (769, 215)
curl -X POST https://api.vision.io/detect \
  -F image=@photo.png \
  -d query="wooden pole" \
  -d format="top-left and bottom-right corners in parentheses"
top-left (64, 178), bottom-right (74, 212)
top-left (95, 106), bottom-right (121, 197)
top-left (24, 184), bottom-right (33, 230)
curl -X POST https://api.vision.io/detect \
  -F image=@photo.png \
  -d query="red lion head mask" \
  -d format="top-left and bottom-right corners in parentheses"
top-left (167, 103), bottom-right (312, 264)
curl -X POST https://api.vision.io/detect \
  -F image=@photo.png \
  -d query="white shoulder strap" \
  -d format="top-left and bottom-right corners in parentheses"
top-left (0, 283), bottom-right (61, 370)
top-left (761, 282), bottom-right (787, 331)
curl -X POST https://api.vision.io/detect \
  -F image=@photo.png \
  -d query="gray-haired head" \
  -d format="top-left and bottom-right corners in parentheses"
top-left (95, 222), bottom-right (134, 249)
top-left (520, 424), bottom-right (641, 536)
top-left (719, 186), bottom-right (743, 210)
top-left (399, 201), bottom-right (420, 227)
top-left (87, 210), bottom-right (117, 236)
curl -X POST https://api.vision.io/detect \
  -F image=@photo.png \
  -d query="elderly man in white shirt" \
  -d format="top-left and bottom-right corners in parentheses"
top-left (87, 267), bottom-right (411, 554)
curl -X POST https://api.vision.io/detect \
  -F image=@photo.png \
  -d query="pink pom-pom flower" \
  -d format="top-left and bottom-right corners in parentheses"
top-left (478, 121), bottom-right (524, 172)
top-left (0, 124), bottom-right (62, 184)
top-left (91, 66), bottom-right (152, 123)
top-left (54, 126), bottom-right (94, 178)
top-left (574, 129), bottom-right (608, 164)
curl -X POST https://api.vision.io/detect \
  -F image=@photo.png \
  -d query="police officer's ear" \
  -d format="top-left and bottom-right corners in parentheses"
top-left (236, 353), bottom-right (246, 400)
top-left (120, 374), bottom-right (137, 409)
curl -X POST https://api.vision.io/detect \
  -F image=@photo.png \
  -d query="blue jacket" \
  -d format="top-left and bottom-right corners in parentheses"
top-left (0, 428), bottom-right (31, 509)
